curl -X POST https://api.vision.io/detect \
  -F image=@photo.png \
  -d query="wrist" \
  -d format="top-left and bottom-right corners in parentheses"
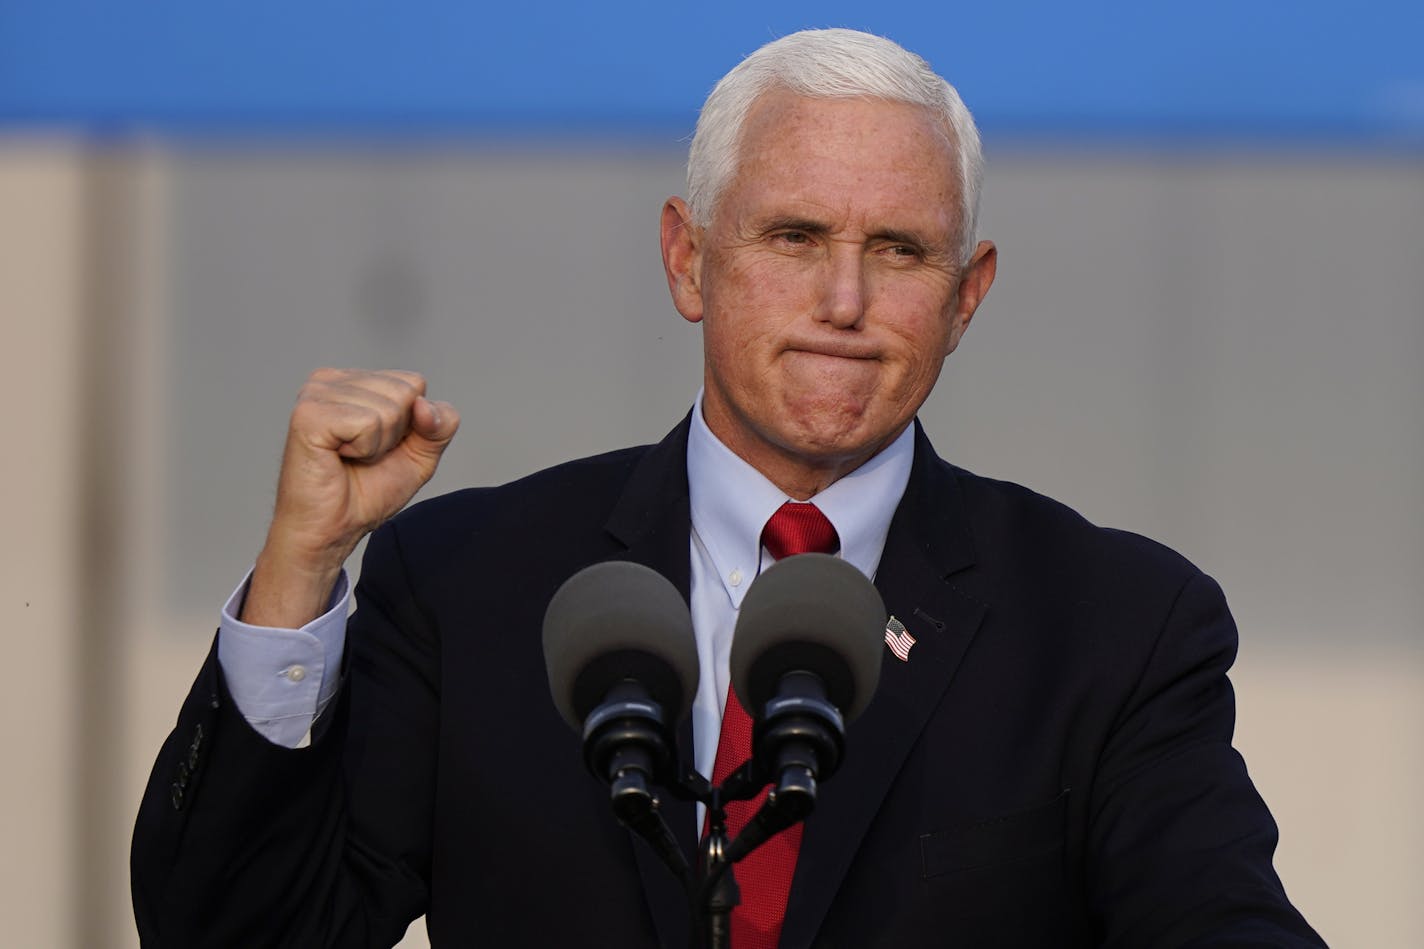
top-left (241, 542), bottom-right (348, 628)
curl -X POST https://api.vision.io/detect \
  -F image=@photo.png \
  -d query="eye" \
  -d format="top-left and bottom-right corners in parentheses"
top-left (774, 230), bottom-right (812, 246)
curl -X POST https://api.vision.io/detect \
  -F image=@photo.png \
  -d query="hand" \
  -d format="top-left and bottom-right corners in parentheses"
top-left (242, 368), bottom-right (460, 628)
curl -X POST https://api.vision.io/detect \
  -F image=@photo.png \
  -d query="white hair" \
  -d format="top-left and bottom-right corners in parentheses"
top-left (687, 28), bottom-right (984, 263)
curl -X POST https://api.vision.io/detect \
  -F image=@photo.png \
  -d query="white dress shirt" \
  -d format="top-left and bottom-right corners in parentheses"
top-left (218, 394), bottom-right (915, 774)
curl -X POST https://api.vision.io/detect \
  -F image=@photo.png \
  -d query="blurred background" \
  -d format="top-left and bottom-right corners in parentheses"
top-left (2, 2), bottom-right (1421, 945)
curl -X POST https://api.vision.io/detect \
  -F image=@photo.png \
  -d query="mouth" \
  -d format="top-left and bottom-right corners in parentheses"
top-left (784, 342), bottom-right (880, 361)
top-left (781, 348), bottom-right (882, 390)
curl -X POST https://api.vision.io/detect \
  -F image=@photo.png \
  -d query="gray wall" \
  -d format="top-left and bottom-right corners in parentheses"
top-left (162, 147), bottom-right (1424, 655)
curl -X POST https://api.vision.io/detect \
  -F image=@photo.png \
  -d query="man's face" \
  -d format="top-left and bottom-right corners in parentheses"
top-left (661, 90), bottom-right (996, 496)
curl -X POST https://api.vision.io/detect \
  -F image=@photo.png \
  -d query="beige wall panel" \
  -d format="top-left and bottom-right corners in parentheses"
top-left (0, 143), bottom-right (85, 949)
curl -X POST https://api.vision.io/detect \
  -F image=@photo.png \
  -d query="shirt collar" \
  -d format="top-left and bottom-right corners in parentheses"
top-left (686, 390), bottom-right (914, 608)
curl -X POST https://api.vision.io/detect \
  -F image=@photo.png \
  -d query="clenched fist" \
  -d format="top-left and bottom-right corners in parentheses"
top-left (242, 368), bottom-right (460, 628)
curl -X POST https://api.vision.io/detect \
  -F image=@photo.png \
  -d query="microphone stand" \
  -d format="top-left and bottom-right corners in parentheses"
top-left (698, 781), bottom-right (738, 949)
top-left (613, 759), bottom-right (781, 949)
top-left (599, 676), bottom-right (845, 949)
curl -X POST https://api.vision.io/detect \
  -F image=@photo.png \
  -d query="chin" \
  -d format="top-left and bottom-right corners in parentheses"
top-left (775, 419), bottom-right (880, 465)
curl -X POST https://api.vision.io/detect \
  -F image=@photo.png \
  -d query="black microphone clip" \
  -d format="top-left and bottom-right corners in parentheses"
top-left (580, 678), bottom-right (673, 820)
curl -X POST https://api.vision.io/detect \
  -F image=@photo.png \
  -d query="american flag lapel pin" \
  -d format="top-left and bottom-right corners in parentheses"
top-left (885, 615), bottom-right (916, 662)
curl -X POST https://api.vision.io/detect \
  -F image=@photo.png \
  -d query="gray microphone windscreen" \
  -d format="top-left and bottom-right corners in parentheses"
top-left (730, 553), bottom-right (886, 723)
top-left (542, 560), bottom-right (698, 732)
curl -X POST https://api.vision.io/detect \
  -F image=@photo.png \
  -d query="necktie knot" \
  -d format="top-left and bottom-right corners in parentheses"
top-left (761, 501), bottom-right (839, 560)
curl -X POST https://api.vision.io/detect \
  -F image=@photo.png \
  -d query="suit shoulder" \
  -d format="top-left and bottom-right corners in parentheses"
top-left (948, 463), bottom-right (1202, 590)
top-left (375, 443), bottom-right (653, 561)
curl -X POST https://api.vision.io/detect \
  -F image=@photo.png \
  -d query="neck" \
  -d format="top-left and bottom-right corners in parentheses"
top-left (753, 454), bottom-right (865, 501)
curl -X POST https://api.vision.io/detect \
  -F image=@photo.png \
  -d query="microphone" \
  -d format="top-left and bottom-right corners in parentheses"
top-left (724, 553), bottom-right (885, 857)
top-left (542, 560), bottom-right (698, 869)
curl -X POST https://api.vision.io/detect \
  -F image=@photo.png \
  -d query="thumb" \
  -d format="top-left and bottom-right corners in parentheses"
top-left (408, 397), bottom-right (461, 449)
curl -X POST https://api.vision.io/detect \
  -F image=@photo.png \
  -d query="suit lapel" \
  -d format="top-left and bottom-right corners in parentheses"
top-left (604, 416), bottom-right (700, 949)
top-left (782, 425), bottom-right (988, 949)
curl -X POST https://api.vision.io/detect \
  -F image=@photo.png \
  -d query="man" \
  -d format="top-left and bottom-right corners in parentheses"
top-left (132, 28), bottom-right (1322, 948)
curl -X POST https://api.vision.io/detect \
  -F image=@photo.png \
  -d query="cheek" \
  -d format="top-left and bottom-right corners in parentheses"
top-left (871, 263), bottom-right (956, 310)
top-left (706, 263), bottom-right (810, 344)
top-left (877, 288), bottom-right (956, 360)
top-left (730, 247), bottom-right (821, 298)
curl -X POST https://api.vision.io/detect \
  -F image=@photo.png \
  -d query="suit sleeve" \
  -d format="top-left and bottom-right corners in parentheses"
top-left (131, 520), bottom-right (437, 948)
top-left (1087, 570), bottom-right (1325, 947)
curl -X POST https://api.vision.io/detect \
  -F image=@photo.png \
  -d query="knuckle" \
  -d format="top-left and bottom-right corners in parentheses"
top-left (353, 403), bottom-right (386, 430)
top-left (290, 398), bottom-right (323, 426)
top-left (363, 393), bottom-right (400, 424)
top-left (344, 417), bottom-right (384, 454)
top-left (387, 369), bottom-right (427, 395)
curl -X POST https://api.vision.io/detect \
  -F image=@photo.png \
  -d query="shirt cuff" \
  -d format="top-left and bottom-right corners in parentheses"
top-left (216, 568), bottom-right (350, 748)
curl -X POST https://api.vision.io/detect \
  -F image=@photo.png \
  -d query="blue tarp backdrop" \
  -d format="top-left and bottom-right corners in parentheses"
top-left (1, 0), bottom-right (1421, 143)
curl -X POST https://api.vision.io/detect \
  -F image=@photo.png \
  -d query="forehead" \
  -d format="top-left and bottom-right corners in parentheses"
top-left (723, 90), bottom-right (960, 234)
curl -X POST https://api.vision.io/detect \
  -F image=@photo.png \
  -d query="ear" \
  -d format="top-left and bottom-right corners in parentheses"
top-left (660, 197), bottom-right (705, 324)
top-left (944, 240), bottom-right (997, 355)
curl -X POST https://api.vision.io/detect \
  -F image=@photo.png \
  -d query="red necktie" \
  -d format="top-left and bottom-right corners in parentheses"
top-left (710, 501), bottom-right (840, 949)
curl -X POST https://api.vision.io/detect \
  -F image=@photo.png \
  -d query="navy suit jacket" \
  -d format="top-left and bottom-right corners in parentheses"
top-left (132, 418), bottom-right (1322, 947)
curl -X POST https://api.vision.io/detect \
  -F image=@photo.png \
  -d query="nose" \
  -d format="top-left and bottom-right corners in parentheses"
top-left (817, 244), bottom-right (866, 329)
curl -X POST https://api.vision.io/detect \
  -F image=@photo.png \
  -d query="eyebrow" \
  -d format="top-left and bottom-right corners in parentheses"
top-left (757, 215), bottom-right (831, 235)
top-left (874, 227), bottom-right (929, 249)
